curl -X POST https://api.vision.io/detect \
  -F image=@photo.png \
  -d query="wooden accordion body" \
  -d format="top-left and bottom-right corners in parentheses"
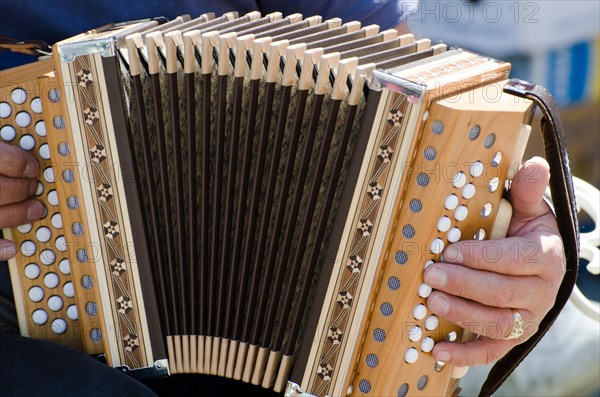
top-left (1, 12), bottom-right (535, 397)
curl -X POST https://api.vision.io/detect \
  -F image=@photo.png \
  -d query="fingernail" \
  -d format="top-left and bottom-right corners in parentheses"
top-left (24, 160), bottom-right (39, 178)
top-left (425, 268), bottom-right (447, 287)
top-left (27, 202), bottom-right (45, 220)
top-left (0, 244), bottom-right (17, 259)
top-left (435, 351), bottom-right (451, 362)
top-left (429, 295), bottom-right (449, 315)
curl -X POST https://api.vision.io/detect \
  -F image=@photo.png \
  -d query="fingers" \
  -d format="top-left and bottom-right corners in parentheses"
top-left (0, 199), bottom-right (45, 229)
top-left (442, 237), bottom-right (545, 276)
top-left (443, 228), bottom-right (565, 279)
top-left (0, 239), bottom-right (17, 261)
top-left (509, 156), bottom-right (551, 220)
top-left (426, 290), bottom-right (531, 339)
top-left (432, 335), bottom-right (535, 367)
top-left (0, 175), bottom-right (38, 205)
top-left (424, 263), bottom-right (545, 309)
top-left (0, 142), bottom-right (39, 178)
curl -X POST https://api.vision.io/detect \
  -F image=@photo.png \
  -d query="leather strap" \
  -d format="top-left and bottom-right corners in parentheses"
top-left (479, 79), bottom-right (580, 396)
top-left (0, 35), bottom-right (49, 56)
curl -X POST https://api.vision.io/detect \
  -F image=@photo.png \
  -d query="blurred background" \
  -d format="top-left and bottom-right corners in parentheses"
top-left (407, 1), bottom-right (599, 396)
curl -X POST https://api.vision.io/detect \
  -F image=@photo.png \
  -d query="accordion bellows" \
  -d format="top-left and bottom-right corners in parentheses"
top-left (1, 11), bottom-right (535, 396)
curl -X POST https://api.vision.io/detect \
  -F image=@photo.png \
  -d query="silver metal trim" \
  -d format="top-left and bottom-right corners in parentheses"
top-left (371, 70), bottom-right (425, 100)
top-left (285, 381), bottom-right (317, 397)
top-left (58, 37), bottom-right (116, 62)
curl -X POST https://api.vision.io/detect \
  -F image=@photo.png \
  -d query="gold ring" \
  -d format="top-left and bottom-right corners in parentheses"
top-left (503, 309), bottom-right (524, 340)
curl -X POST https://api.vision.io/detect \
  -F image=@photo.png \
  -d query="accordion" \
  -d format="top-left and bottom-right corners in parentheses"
top-left (0, 11), bottom-right (579, 397)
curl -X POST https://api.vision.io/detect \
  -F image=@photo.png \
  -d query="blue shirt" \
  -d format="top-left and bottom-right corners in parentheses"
top-left (1, 0), bottom-right (407, 68)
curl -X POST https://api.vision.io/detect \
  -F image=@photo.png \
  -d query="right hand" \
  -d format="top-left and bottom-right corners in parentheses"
top-left (0, 142), bottom-right (44, 260)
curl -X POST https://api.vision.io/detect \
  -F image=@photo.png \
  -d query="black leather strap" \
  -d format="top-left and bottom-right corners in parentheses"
top-left (0, 35), bottom-right (49, 56)
top-left (479, 79), bottom-right (580, 396)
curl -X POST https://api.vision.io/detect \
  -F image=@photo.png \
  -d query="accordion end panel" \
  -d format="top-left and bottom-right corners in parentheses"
top-left (52, 48), bottom-right (164, 370)
top-left (1, 60), bottom-right (104, 354)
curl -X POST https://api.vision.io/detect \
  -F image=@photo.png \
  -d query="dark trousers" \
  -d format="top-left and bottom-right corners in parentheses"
top-left (0, 333), bottom-right (282, 396)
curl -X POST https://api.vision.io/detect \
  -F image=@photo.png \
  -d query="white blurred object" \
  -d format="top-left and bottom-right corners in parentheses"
top-left (460, 176), bottom-right (600, 396)
top-left (406, 0), bottom-right (600, 56)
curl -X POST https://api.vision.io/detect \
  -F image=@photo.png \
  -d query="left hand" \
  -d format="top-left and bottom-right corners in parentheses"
top-left (423, 157), bottom-right (566, 367)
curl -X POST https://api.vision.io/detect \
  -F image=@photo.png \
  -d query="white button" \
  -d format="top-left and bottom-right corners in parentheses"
top-left (408, 325), bottom-right (423, 342)
top-left (51, 318), bottom-right (67, 334)
top-left (21, 240), bottom-right (37, 257)
top-left (34, 181), bottom-right (44, 196)
top-left (452, 172), bottom-right (466, 188)
top-left (0, 125), bottom-right (16, 141)
top-left (40, 249), bottom-right (56, 265)
top-left (470, 161), bottom-right (484, 177)
top-left (462, 183), bottom-right (475, 199)
top-left (24, 263), bottom-right (41, 279)
top-left (413, 304), bottom-right (427, 320)
top-left (11, 88), bottom-right (27, 104)
top-left (39, 144), bottom-right (51, 160)
top-left (437, 216), bottom-right (451, 232)
top-left (19, 135), bottom-right (35, 151)
top-left (0, 102), bottom-right (12, 118)
top-left (444, 194), bottom-right (458, 210)
top-left (43, 167), bottom-right (55, 183)
top-left (447, 227), bottom-right (462, 243)
top-left (51, 213), bottom-right (63, 229)
top-left (17, 223), bottom-right (33, 234)
top-left (430, 238), bottom-right (445, 254)
top-left (405, 347), bottom-right (419, 363)
top-left (425, 315), bottom-right (439, 331)
top-left (67, 305), bottom-right (78, 320)
top-left (454, 205), bottom-right (468, 222)
top-left (48, 295), bottom-right (63, 311)
top-left (35, 120), bottom-right (46, 136)
top-left (15, 111), bottom-right (32, 127)
top-left (55, 236), bottom-right (67, 252)
top-left (36, 227), bottom-right (52, 243)
top-left (59, 259), bottom-right (70, 275)
top-left (32, 309), bottom-right (48, 325)
top-left (30, 97), bottom-right (42, 113)
top-left (421, 336), bottom-right (435, 352)
top-left (28, 286), bottom-right (44, 302)
top-left (63, 282), bottom-right (74, 297)
top-left (43, 272), bottom-right (60, 289)
top-left (418, 283), bottom-right (432, 298)
top-left (424, 260), bottom-right (434, 269)
top-left (47, 190), bottom-right (59, 206)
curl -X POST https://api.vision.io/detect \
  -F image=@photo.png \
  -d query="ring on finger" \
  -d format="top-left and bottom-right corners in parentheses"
top-left (503, 309), bottom-right (524, 340)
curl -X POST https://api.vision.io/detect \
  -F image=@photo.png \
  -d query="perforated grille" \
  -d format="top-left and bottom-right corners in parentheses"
top-left (67, 196), bottom-right (79, 209)
top-left (423, 146), bottom-right (437, 160)
top-left (402, 225), bottom-right (415, 239)
top-left (359, 380), bottom-right (371, 394)
top-left (417, 375), bottom-right (428, 390)
top-left (81, 275), bottom-right (93, 289)
top-left (469, 125), bottom-right (481, 140)
top-left (484, 133), bottom-right (496, 148)
top-left (58, 142), bottom-right (70, 156)
top-left (53, 115), bottom-right (65, 129)
top-left (72, 222), bottom-right (84, 236)
top-left (431, 120), bottom-right (444, 134)
top-left (373, 328), bottom-right (386, 342)
top-left (409, 199), bottom-right (422, 212)
top-left (398, 383), bottom-right (409, 397)
top-left (90, 328), bottom-right (102, 342)
top-left (85, 302), bottom-right (98, 316)
top-left (76, 248), bottom-right (88, 262)
top-left (366, 354), bottom-right (379, 368)
top-left (380, 302), bottom-right (393, 316)
top-left (394, 251), bottom-right (408, 265)
top-left (62, 169), bottom-right (74, 183)
top-left (416, 173), bottom-right (430, 187)
top-left (387, 276), bottom-right (400, 291)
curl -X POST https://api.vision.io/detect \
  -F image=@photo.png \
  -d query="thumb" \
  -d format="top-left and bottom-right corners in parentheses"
top-left (509, 156), bottom-right (551, 222)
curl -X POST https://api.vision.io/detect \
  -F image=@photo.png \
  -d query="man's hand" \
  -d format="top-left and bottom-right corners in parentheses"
top-left (424, 156), bottom-right (565, 367)
top-left (0, 142), bottom-right (44, 260)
